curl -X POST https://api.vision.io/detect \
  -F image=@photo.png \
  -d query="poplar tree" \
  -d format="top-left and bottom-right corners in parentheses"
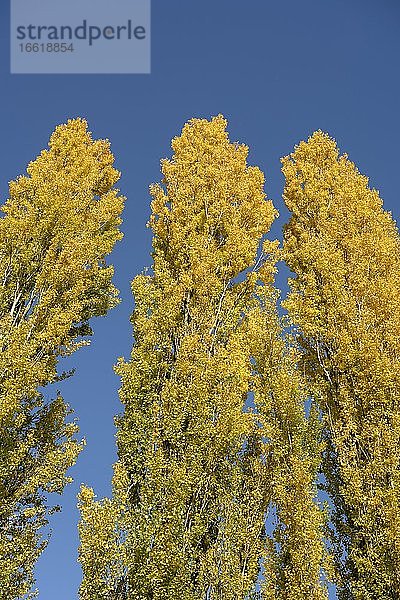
top-left (282, 131), bottom-right (400, 599)
top-left (78, 116), bottom-right (328, 600)
top-left (0, 118), bottom-right (125, 599)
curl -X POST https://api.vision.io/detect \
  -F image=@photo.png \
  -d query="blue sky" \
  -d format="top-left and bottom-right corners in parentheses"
top-left (1, 1), bottom-right (400, 598)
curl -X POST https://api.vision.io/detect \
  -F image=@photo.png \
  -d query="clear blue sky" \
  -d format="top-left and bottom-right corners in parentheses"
top-left (1, 1), bottom-right (400, 598)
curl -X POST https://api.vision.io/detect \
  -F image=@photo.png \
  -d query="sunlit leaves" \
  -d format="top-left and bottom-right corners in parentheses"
top-left (78, 116), bottom-right (327, 600)
top-left (0, 119), bottom-right (124, 598)
top-left (283, 131), bottom-right (400, 600)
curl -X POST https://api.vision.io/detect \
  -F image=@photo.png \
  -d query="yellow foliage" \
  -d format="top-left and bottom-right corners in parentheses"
top-left (283, 131), bottom-right (400, 599)
top-left (0, 118), bottom-right (124, 598)
top-left (78, 116), bottom-right (327, 600)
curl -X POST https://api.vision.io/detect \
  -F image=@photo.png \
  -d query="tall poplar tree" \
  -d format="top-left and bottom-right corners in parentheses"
top-left (78, 116), bottom-right (328, 600)
top-left (0, 118), bottom-right (125, 599)
top-left (282, 131), bottom-right (400, 599)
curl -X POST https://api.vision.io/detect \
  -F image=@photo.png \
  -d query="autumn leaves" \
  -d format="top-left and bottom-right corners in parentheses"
top-left (2, 116), bottom-right (399, 599)
top-left (79, 117), bottom-right (400, 599)
top-left (0, 119), bottom-right (125, 599)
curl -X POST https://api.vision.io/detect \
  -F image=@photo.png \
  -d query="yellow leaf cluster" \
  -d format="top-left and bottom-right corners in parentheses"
top-left (283, 131), bottom-right (400, 599)
top-left (78, 117), bottom-right (328, 600)
top-left (0, 118), bottom-right (124, 598)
